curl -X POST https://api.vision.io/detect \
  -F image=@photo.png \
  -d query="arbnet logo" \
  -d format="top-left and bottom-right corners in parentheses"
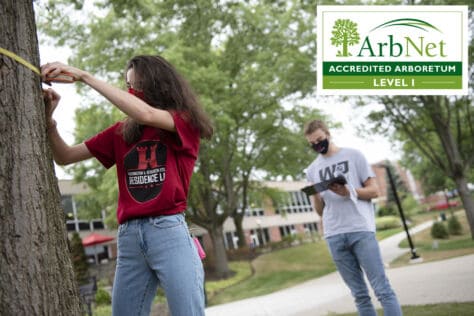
top-left (317, 6), bottom-right (468, 95)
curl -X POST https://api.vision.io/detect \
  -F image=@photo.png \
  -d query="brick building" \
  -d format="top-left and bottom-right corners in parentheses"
top-left (59, 160), bottom-right (439, 258)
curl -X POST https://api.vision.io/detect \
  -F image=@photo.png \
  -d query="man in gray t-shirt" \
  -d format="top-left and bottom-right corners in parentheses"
top-left (304, 119), bottom-right (402, 316)
top-left (306, 146), bottom-right (376, 238)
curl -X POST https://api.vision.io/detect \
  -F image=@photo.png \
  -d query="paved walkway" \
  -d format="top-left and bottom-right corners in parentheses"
top-left (205, 221), bottom-right (474, 316)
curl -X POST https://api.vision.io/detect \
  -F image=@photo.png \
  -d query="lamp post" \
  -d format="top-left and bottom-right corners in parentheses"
top-left (379, 163), bottom-right (420, 261)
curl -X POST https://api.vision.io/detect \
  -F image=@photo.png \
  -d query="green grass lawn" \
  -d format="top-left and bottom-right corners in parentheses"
top-left (390, 213), bottom-right (474, 267)
top-left (376, 226), bottom-right (403, 240)
top-left (207, 210), bottom-right (474, 307)
top-left (205, 261), bottom-right (253, 300)
top-left (93, 209), bottom-right (474, 314)
top-left (207, 241), bottom-right (336, 305)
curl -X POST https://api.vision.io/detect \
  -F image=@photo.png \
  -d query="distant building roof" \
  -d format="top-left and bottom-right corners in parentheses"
top-left (263, 180), bottom-right (310, 192)
top-left (58, 179), bottom-right (89, 195)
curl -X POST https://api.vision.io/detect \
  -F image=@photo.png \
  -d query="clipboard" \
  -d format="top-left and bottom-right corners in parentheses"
top-left (301, 174), bottom-right (347, 196)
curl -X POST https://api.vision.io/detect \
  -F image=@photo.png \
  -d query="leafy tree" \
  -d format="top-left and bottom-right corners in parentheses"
top-left (401, 194), bottom-right (420, 219)
top-left (37, 0), bottom-right (322, 278)
top-left (354, 0), bottom-right (474, 238)
top-left (331, 19), bottom-right (360, 57)
top-left (402, 144), bottom-right (455, 195)
top-left (1, 1), bottom-right (81, 314)
top-left (366, 95), bottom-right (474, 238)
top-left (169, 1), bottom-right (322, 276)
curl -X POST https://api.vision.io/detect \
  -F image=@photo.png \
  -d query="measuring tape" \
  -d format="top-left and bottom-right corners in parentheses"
top-left (0, 47), bottom-right (75, 83)
top-left (0, 47), bottom-right (41, 75)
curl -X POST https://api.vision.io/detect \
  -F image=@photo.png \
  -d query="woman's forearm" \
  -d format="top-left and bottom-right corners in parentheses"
top-left (81, 72), bottom-right (175, 131)
top-left (47, 122), bottom-right (91, 165)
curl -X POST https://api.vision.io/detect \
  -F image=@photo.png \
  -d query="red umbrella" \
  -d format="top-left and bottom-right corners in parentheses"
top-left (82, 232), bottom-right (115, 247)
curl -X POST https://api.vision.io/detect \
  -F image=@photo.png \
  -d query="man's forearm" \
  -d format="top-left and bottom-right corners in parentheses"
top-left (355, 178), bottom-right (379, 200)
top-left (312, 195), bottom-right (324, 217)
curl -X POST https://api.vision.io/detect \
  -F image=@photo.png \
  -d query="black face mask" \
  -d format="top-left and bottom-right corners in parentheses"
top-left (311, 138), bottom-right (329, 154)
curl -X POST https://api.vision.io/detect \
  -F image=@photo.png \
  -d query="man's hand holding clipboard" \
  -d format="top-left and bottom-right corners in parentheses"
top-left (301, 174), bottom-right (347, 196)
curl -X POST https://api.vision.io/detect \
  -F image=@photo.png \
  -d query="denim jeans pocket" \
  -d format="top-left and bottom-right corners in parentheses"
top-left (150, 213), bottom-right (184, 229)
top-left (117, 221), bottom-right (129, 237)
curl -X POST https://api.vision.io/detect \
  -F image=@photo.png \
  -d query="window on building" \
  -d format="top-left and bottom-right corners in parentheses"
top-left (92, 220), bottom-right (105, 230)
top-left (244, 207), bottom-right (264, 217)
top-left (251, 227), bottom-right (269, 247)
top-left (279, 226), bottom-right (285, 237)
top-left (78, 221), bottom-right (90, 231)
top-left (303, 222), bottom-right (319, 234)
top-left (279, 225), bottom-right (295, 238)
top-left (278, 191), bottom-right (313, 214)
top-left (66, 221), bottom-right (76, 232)
top-left (225, 231), bottom-right (238, 250)
top-left (290, 224), bottom-right (296, 235)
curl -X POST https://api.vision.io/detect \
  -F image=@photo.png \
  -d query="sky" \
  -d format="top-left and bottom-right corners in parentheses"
top-left (39, 46), bottom-right (400, 179)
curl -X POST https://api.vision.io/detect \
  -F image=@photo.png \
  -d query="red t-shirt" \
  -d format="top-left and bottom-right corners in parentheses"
top-left (85, 113), bottom-right (200, 224)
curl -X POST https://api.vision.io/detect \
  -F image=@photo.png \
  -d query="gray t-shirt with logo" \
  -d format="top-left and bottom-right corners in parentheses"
top-left (306, 147), bottom-right (376, 238)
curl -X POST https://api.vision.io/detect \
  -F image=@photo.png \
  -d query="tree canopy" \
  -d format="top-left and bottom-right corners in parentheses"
top-left (37, 0), bottom-right (325, 276)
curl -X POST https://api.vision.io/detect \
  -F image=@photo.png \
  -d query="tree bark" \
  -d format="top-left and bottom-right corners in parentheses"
top-left (0, 1), bottom-right (82, 314)
top-left (233, 212), bottom-right (247, 248)
top-left (454, 176), bottom-right (474, 239)
top-left (209, 225), bottom-right (231, 279)
top-left (428, 97), bottom-right (474, 239)
top-left (234, 173), bottom-right (250, 248)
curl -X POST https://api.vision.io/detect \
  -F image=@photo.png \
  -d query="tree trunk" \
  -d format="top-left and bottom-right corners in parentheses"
top-left (234, 174), bottom-right (249, 248)
top-left (0, 1), bottom-right (82, 315)
top-left (233, 211), bottom-right (247, 248)
top-left (209, 225), bottom-right (231, 279)
top-left (454, 176), bottom-right (474, 239)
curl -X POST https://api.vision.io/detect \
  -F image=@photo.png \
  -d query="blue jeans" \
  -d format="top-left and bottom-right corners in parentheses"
top-left (112, 213), bottom-right (205, 316)
top-left (326, 231), bottom-right (402, 316)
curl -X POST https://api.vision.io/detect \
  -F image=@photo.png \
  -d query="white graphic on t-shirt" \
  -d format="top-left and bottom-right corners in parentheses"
top-left (124, 141), bottom-right (167, 203)
top-left (318, 160), bottom-right (349, 181)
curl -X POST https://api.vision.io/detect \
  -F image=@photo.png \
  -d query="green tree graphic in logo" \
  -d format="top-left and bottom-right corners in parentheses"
top-left (331, 19), bottom-right (360, 57)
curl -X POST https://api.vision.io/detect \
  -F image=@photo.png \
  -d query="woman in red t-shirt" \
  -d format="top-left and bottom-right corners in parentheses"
top-left (41, 55), bottom-right (213, 316)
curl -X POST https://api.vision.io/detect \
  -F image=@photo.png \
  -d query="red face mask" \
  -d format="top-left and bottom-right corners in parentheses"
top-left (128, 87), bottom-right (146, 101)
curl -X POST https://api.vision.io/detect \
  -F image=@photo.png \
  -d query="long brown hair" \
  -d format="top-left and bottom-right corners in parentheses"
top-left (121, 55), bottom-right (213, 144)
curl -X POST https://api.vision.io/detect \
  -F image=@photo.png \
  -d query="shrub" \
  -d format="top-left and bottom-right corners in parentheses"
top-left (69, 232), bottom-right (89, 285)
top-left (95, 288), bottom-right (111, 306)
top-left (401, 195), bottom-right (420, 219)
top-left (281, 234), bottom-right (297, 246)
top-left (431, 221), bottom-right (449, 239)
top-left (377, 205), bottom-right (397, 217)
top-left (447, 214), bottom-right (463, 235)
top-left (376, 216), bottom-right (402, 230)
